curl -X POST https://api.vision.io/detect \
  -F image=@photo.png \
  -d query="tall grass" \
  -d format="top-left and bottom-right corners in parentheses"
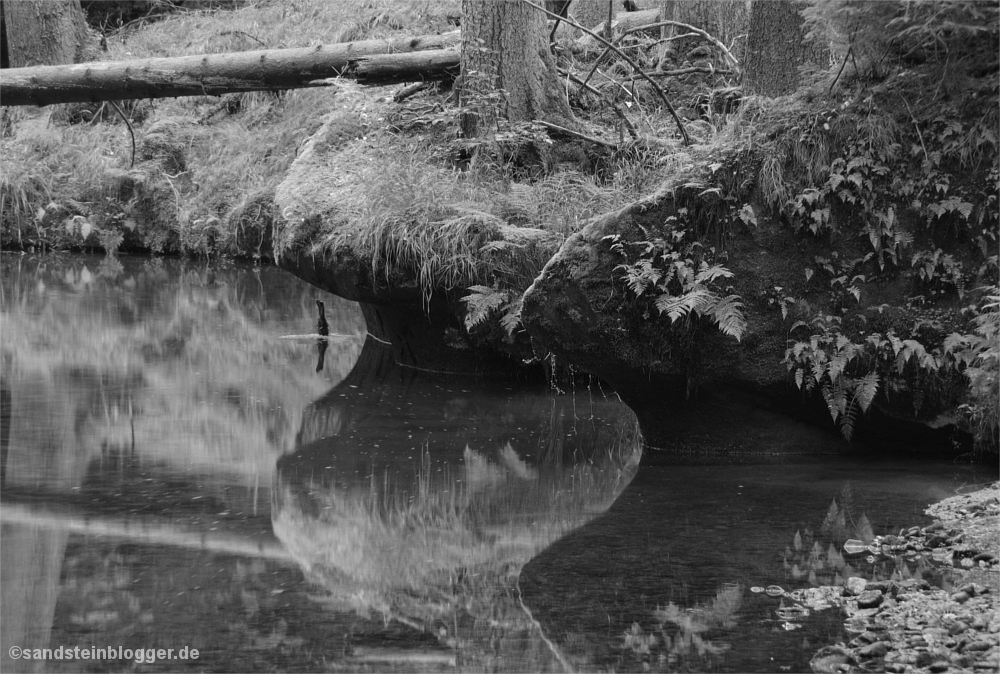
top-left (1, 0), bottom-right (460, 255)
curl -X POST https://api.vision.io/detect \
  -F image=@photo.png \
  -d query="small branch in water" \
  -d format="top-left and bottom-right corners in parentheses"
top-left (315, 299), bottom-right (330, 336)
top-left (315, 299), bottom-right (330, 373)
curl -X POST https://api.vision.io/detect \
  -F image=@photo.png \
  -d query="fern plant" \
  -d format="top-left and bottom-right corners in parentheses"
top-left (462, 285), bottom-right (523, 338)
top-left (604, 223), bottom-right (747, 342)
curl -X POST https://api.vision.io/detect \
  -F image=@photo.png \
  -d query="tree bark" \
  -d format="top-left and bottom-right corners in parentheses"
top-left (0, 32), bottom-right (460, 106)
top-left (743, 0), bottom-right (826, 96)
top-left (460, 0), bottom-right (574, 138)
top-left (1, 0), bottom-right (92, 68)
top-left (658, 1), bottom-right (748, 60)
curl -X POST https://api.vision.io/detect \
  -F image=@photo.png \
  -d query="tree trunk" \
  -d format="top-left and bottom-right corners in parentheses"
top-left (658, 0), bottom-right (749, 61)
top-left (459, 0), bottom-right (574, 138)
top-left (573, 0), bottom-right (614, 30)
top-left (0, 32), bottom-right (460, 106)
top-left (742, 0), bottom-right (826, 96)
top-left (1, 0), bottom-right (92, 68)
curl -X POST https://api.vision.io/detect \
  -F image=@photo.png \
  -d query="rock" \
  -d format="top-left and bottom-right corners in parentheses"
top-left (965, 641), bottom-right (994, 652)
top-left (845, 577), bottom-right (868, 596)
top-left (916, 651), bottom-right (948, 668)
top-left (949, 621), bottom-right (970, 636)
top-left (927, 534), bottom-right (949, 548)
top-left (810, 645), bottom-right (857, 673)
top-left (858, 641), bottom-right (891, 658)
top-left (951, 591), bottom-right (972, 603)
top-left (866, 580), bottom-right (896, 596)
top-left (857, 590), bottom-right (884, 609)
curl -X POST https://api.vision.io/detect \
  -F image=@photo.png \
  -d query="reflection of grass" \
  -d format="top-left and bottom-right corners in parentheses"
top-left (623, 583), bottom-right (742, 670)
top-left (273, 437), bottom-right (641, 624)
top-left (1, 256), bottom-right (364, 482)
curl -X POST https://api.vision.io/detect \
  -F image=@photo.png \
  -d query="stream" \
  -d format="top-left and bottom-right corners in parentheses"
top-left (1, 253), bottom-right (995, 673)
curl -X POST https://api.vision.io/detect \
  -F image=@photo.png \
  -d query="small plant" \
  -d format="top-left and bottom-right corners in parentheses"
top-left (911, 248), bottom-right (966, 297)
top-left (604, 218), bottom-right (747, 341)
top-left (462, 285), bottom-right (523, 337)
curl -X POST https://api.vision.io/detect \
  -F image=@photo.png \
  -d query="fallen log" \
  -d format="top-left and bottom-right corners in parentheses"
top-left (347, 50), bottom-right (458, 86)
top-left (0, 31), bottom-right (459, 107)
top-left (576, 8), bottom-right (660, 47)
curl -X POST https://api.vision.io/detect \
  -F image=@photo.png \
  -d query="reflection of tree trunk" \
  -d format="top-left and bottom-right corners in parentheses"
top-left (1, 523), bottom-right (67, 673)
top-left (0, 370), bottom-right (103, 673)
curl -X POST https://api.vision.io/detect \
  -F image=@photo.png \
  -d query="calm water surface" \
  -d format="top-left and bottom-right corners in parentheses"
top-left (1, 254), bottom-right (994, 673)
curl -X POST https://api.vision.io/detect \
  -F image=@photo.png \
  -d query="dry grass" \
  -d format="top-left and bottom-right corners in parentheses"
top-left (1, 0), bottom-right (460, 254)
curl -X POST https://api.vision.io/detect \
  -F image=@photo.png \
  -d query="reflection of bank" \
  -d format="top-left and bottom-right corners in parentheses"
top-left (272, 338), bottom-right (642, 667)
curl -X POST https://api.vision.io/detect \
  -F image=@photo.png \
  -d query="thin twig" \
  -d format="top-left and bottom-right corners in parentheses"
top-left (620, 67), bottom-right (735, 82)
top-left (109, 100), bottom-right (135, 168)
top-left (620, 20), bottom-right (740, 69)
top-left (829, 45), bottom-right (853, 92)
top-left (393, 82), bottom-right (429, 103)
top-left (610, 104), bottom-right (639, 140)
top-left (534, 119), bottom-right (617, 148)
top-left (218, 30), bottom-right (267, 47)
top-left (521, 0), bottom-right (691, 145)
top-left (899, 94), bottom-right (929, 163)
top-left (559, 65), bottom-right (637, 138)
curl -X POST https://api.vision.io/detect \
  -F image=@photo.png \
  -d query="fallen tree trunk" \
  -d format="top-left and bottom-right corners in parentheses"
top-left (577, 8), bottom-right (660, 46)
top-left (0, 31), bottom-right (459, 106)
top-left (347, 50), bottom-right (458, 86)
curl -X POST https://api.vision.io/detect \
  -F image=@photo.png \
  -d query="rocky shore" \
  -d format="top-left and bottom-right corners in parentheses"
top-left (809, 483), bottom-right (1000, 673)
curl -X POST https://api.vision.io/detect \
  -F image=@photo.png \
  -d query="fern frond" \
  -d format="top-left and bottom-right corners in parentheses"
top-left (500, 302), bottom-right (522, 336)
top-left (462, 286), bottom-right (508, 330)
top-left (707, 294), bottom-right (747, 341)
top-left (655, 288), bottom-right (714, 323)
top-left (841, 399), bottom-right (858, 441)
top-left (694, 264), bottom-right (735, 285)
top-left (854, 371), bottom-right (880, 412)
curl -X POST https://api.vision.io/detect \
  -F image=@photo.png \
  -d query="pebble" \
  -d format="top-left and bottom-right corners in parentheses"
top-left (845, 576), bottom-right (868, 596)
top-left (857, 641), bottom-right (890, 658)
top-left (805, 483), bottom-right (1000, 674)
top-left (857, 590), bottom-right (884, 609)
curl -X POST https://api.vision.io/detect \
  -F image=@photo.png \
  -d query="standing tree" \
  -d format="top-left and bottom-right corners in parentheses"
top-left (742, 0), bottom-right (827, 96)
top-left (1, 0), bottom-right (92, 68)
top-left (459, 0), bottom-right (575, 138)
top-left (658, 0), bottom-right (750, 62)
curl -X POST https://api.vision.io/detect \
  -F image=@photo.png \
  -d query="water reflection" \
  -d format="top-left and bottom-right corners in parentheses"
top-left (1, 254), bottom-right (367, 672)
top-left (273, 340), bottom-right (642, 668)
top-left (519, 459), bottom-right (992, 672)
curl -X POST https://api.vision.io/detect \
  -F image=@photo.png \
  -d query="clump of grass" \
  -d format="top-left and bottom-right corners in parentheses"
top-left (2, 0), bottom-right (461, 256)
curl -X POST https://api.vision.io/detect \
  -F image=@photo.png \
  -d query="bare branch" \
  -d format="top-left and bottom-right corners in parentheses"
top-left (520, 0), bottom-right (691, 145)
top-left (621, 20), bottom-right (740, 70)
